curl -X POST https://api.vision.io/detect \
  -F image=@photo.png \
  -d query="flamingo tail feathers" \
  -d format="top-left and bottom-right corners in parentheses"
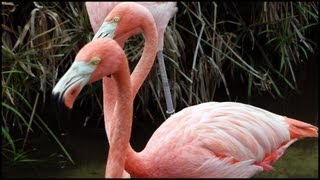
top-left (285, 117), bottom-right (318, 139)
top-left (257, 117), bottom-right (318, 171)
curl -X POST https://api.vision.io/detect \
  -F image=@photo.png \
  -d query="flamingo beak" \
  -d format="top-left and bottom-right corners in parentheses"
top-left (52, 61), bottom-right (96, 109)
top-left (93, 21), bottom-right (118, 40)
top-left (52, 61), bottom-right (96, 134)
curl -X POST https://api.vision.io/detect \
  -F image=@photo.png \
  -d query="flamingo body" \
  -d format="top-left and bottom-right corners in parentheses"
top-left (125, 102), bottom-right (317, 178)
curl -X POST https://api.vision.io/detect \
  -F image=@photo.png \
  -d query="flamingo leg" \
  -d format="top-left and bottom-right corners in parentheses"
top-left (156, 50), bottom-right (175, 115)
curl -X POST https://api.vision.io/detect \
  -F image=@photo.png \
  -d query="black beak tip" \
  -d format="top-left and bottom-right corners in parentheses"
top-left (51, 91), bottom-right (69, 136)
top-left (51, 92), bottom-right (60, 105)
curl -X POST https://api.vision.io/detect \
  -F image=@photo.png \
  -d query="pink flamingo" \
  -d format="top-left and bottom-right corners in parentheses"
top-left (86, 1), bottom-right (177, 117)
top-left (52, 38), bottom-right (318, 178)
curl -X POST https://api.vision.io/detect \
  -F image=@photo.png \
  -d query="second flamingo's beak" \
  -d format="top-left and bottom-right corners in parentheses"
top-left (92, 16), bottom-right (120, 40)
top-left (93, 21), bottom-right (117, 40)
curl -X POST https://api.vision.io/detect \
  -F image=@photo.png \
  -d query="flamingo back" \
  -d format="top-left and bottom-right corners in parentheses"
top-left (137, 102), bottom-right (318, 177)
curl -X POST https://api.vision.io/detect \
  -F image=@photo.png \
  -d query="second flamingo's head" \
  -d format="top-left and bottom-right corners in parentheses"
top-left (52, 38), bottom-right (125, 109)
top-left (93, 2), bottom-right (156, 43)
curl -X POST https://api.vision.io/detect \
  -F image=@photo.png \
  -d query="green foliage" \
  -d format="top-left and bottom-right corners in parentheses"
top-left (170, 2), bottom-right (318, 105)
top-left (128, 2), bottom-right (318, 121)
top-left (1, 1), bottom-right (86, 166)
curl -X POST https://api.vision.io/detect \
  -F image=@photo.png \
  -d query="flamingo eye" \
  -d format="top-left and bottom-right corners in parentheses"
top-left (113, 16), bottom-right (120, 23)
top-left (89, 56), bottom-right (101, 65)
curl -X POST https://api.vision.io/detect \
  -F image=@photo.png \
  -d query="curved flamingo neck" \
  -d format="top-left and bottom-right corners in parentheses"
top-left (103, 5), bottom-right (158, 177)
top-left (105, 55), bottom-right (133, 178)
top-left (121, 10), bottom-right (158, 178)
top-left (110, 16), bottom-right (158, 178)
top-left (129, 16), bottom-right (159, 98)
top-left (103, 15), bottom-right (158, 140)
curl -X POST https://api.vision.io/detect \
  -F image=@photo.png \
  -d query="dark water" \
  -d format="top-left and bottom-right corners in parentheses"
top-left (3, 136), bottom-right (317, 178)
top-left (2, 55), bottom-right (318, 178)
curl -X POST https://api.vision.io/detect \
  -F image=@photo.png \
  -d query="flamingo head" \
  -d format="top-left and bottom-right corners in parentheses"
top-left (93, 2), bottom-right (154, 42)
top-left (52, 38), bottom-right (124, 109)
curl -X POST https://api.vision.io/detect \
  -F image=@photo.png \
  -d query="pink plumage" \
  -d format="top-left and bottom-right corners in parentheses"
top-left (125, 102), bottom-right (318, 178)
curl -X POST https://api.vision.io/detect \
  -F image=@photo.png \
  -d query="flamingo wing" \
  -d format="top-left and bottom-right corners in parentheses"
top-left (140, 102), bottom-right (317, 177)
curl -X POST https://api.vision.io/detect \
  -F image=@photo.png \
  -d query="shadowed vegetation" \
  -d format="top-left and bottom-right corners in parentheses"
top-left (2, 1), bottom-right (318, 176)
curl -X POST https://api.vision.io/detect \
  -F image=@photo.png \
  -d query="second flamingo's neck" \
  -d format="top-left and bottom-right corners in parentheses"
top-left (103, 10), bottom-right (158, 140)
top-left (129, 14), bottom-right (159, 98)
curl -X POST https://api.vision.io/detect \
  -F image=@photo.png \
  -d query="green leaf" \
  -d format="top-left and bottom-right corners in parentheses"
top-left (2, 102), bottom-right (33, 132)
top-left (2, 126), bottom-right (16, 154)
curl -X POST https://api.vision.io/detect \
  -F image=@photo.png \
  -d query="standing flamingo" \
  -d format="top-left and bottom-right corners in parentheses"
top-left (87, 1), bottom-right (177, 115)
top-left (52, 37), bottom-right (318, 177)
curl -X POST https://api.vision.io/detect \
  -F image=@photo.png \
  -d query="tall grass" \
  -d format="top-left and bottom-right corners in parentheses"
top-left (2, 1), bottom-right (318, 167)
top-left (133, 2), bottom-right (318, 122)
top-left (1, 1), bottom-right (90, 166)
